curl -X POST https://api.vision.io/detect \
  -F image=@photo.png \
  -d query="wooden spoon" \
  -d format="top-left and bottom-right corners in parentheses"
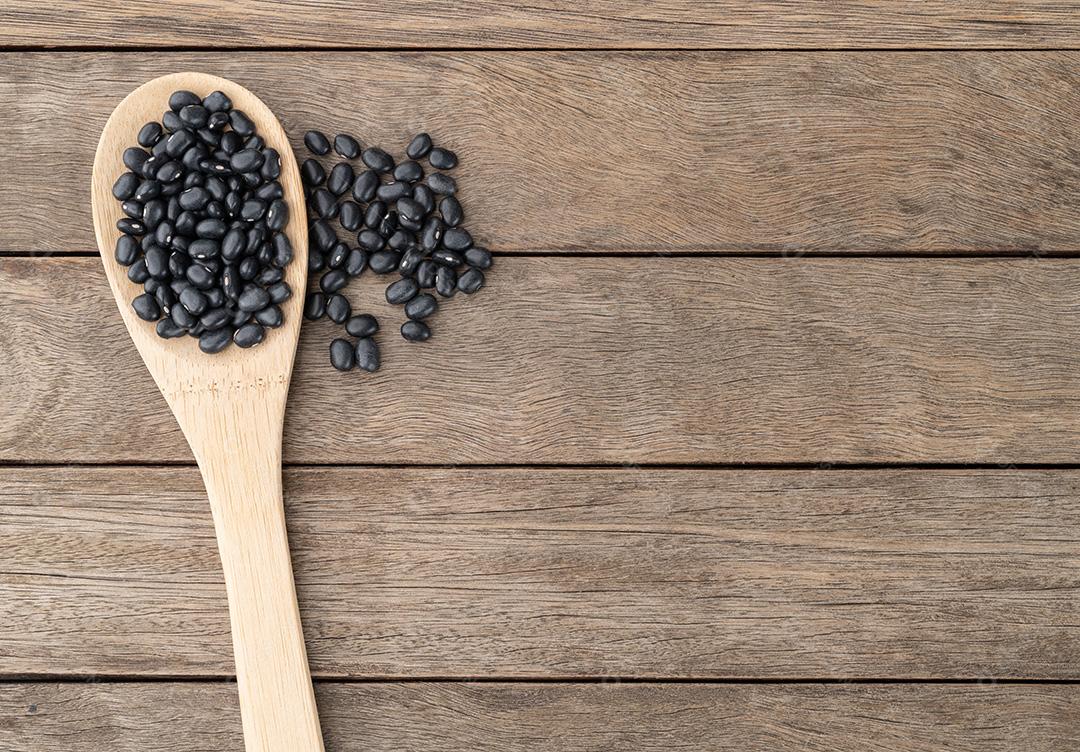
top-left (90, 72), bottom-right (324, 752)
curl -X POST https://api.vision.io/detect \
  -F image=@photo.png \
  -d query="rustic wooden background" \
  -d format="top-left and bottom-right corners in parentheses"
top-left (1, 3), bottom-right (1079, 750)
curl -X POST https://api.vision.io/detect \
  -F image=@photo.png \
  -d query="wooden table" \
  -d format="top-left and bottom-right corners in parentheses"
top-left (1, 4), bottom-right (1079, 749)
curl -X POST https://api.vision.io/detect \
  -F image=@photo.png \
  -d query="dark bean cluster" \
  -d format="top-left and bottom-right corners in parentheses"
top-left (110, 89), bottom-right (294, 353)
top-left (300, 130), bottom-right (491, 372)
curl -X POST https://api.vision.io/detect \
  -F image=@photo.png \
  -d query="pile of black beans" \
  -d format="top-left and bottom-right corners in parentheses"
top-left (300, 130), bottom-right (491, 372)
top-left (110, 89), bottom-right (293, 353)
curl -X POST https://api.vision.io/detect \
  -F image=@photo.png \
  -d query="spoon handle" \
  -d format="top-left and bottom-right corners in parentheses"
top-left (198, 445), bottom-right (325, 752)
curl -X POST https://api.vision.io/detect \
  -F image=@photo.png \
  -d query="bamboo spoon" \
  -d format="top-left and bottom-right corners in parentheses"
top-left (90, 72), bottom-right (324, 752)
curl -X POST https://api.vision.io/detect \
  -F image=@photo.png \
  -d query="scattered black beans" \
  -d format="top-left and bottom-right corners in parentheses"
top-left (110, 90), bottom-right (294, 352)
top-left (300, 131), bottom-right (494, 368)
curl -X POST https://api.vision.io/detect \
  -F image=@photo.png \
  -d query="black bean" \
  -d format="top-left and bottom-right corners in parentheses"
top-left (386, 277), bottom-right (419, 305)
top-left (268, 281), bottom-right (292, 304)
top-left (142, 199), bottom-right (166, 229)
top-left (301, 158), bottom-right (326, 187)
top-left (257, 266), bottom-right (283, 286)
top-left (376, 181), bottom-right (410, 202)
top-left (363, 200), bottom-right (386, 228)
top-left (238, 285), bottom-right (271, 312)
top-left (123, 147), bottom-right (150, 173)
top-left (112, 172), bottom-right (139, 200)
top-left (178, 186), bottom-right (210, 210)
top-left (195, 218), bottom-right (227, 238)
top-left (115, 234), bottom-right (139, 265)
top-left (167, 90), bottom-right (199, 112)
top-left (387, 229), bottom-right (411, 251)
top-left (127, 258), bottom-right (150, 283)
top-left (222, 227), bottom-right (246, 260)
top-left (229, 148), bottom-right (264, 173)
top-left (321, 268), bottom-right (348, 293)
top-left (188, 238), bottom-right (220, 259)
top-left (304, 130), bottom-right (331, 155)
top-left (378, 212), bottom-right (399, 238)
top-left (330, 338), bottom-right (355, 371)
top-left (240, 199), bottom-right (267, 222)
top-left (122, 199), bottom-right (144, 219)
top-left (326, 293), bottom-right (351, 324)
top-left (144, 245), bottom-right (169, 279)
top-left (154, 283), bottom-right (175, 310)
top-left (339, 201), bottom-right (362, 231)
top-left (328, 242), bottom-right (349, 269)
top-left (354, 337), bottom-right (380, 372)
top-left (131, 293), bottom-right (160, 321)
top-left (170, 302), bottom-right (195, 329)
top-left (202, 90), bottom-right (232, 113)
top-left (156, 318), bottom-right (186, 338)
top-left (179, 104), bottom-right (209, 129)
top-left (311, 219), bottom-right (337, 251)
top-left (405, 293), bottom-right (438, 320)
top-left (362, 147), bottom-right (394, 173)
top-left (406, 132), bottom-right (432, 159)
top-left (322, 164), bottom-right (352, 198)
top-left (345, 248), bottom-right (367, 276)
top-left (333, 133), bottom-right (360, 158)
top-left (164, 129), bottom-right (194, 158)
top-left (204, 176), bottom-right (227, 201)
top-left (238, 256), bottom-right (260, 280)
top-left (398, 248), bottom-right (424, 276)
top-left (435, 265), bottom-right (457, 297)
top-left (208, 110), bottom-right (230, 132)
top-left (255, 305), bottom-right (283, 328)
top-left (168, 251), bottom-right (188, 278)
top-left (246, 223), bottom-right (268, 254)
top-left (396, 197), bottom-right (425, 223)
top-left (443, 227), bottom-right (472, 251)
top-left (162, 110), bottom-right (183, 133)
top-left (311, 188), bottom-right (339, 219)
top-left (304, 291), bottom-right (327, 320)
top-left (232, 322), bottom-right (264, 348)
top-left (180, 286), bottom-right (208, 315)
top-left (197, 128), bottom-right (220, 147)
top-left (222, 265), bottom-right (240, 300)
top-left (427, 173), bottom-right (456, 195)
top-left (138, 121), bottom-right (164, 147)
top-left (200, 307), bottom-right (230, 329)
top-left (346, 314), bottom-right (379, 338)
top-left (261, 148), bottom-right (281, 181)
top-left (393, 160), bottom-right (423, 183)
top-left (401, 320), bottom-right (431, 342)
top-left (416, 259), bottom-right (437, 288)
top-left (229, 110), bottom-right (256, 137)
top-left (199, 327), bottom-right (232, 354)
top-left (420, 216), bottom-right (444, 251)
top-left (117, 217), bottom-right (145, 235)
top-left (432, 248), bottom-right (463, 267)
top-left (412, 184), bottom-right (435, 214)
top-left (438, 195), bottom-right (463, 227)
top-left (464, 247), bottom-right (493, 269)
top-left (457, 267), bottom-right (484, 294)
top-left (308, 251), bottom-right (326, 272)
top-left (134, 179), bottom-right (162, 202)
top-left (230, 309), bottom-right (250, 327)
top-left (351, 169), bottom-right (379, 202)
top-left (369, 250), bottom-right (400, 274)
top-left (266, 198), bottom-right (289, 230)
top-left (271, 233), bottom-right (294, 267)
top-left (255, 181), bottom-right (283, 202)
top-left (174, 211), bottom-right (196, 237)
top-left (357, 229), bottom-right (385, 252)
top-left (428, 148), bottom-right (458, 170)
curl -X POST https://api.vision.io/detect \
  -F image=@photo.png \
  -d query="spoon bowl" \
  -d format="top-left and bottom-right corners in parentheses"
top-left (91, 72), bottom-right (323, 752)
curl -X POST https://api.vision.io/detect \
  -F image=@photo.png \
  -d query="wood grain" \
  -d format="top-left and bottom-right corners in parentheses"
top-left (3, 2), bottom-right (1080, 49)
top-left (4, 256), bottom-right (1080, 464)
top-left (3, 52), bottom-right (1080, 254)
top-left (3, 682), bottom-right (1079, 751)
top-left (2, 466), bottom-right (1077, 679)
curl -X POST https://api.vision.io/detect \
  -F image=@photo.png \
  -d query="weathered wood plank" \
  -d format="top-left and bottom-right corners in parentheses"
top-left (3, 2), bottom-right (1080, 49)
top-left (3, 256), bottom-right (1080, 464)
top-left (2, 52), bottom-right (1079, 254)
top-left (2, 682), bottom-right (1079, 751)
top-left (1, 466), bottom-right (1077, 679)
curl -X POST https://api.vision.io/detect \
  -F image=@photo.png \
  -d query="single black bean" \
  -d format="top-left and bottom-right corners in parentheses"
top-left (240, 199), bottom-right (267, 222)
top-left (339, 201), bottom-right (362, 231)
top-left (354, 338), bottom-right (380, 372)
top-left (398, 248), bottom-right (424, 276)
top-left (154, 283), bottom-right (175, 310)
top-left (122, 199), bottom-right (144, 219)
top-left (115, 234), bottom-right (139, 265)
top-left (127, 258), bottom-right (150, 283)
top-left (387, 229), bottom-right (411, 251)
top-left (229, 148), bottom-right (264, 173)
top-left (416, 259), bottom-right (437, 288)
top-left (142, 199), bottom-right (165, 229)
top-left (246, 223), bottom-right (268, 253)
top-left (255, 305), bottom-right (283, 328)
top-left (413, 184), bottom-right (434, 214)
top-left (229, 109), bottom-right (255, 137)
top-left (345, 248), bottom-right (367, 276)
top-left (188, 238), bottom-right (220, 259)
top-left (427, 172), bottom-right (456, 195)
top-left (386, 277), bottom-right (419, 305)
top-left (199, 327), bottom-right (232, 354)
top-left (255, 181), bottom-right (283, 202)
top-left (164, 129), bottom-right (194, 158)
top-left (123, 147), bottom-right (150, 173)
top-left (132, 293), bottom-right (160, 321)
top-left (160, 181), bottom-right (184, 198)
top-left (405, 293), bottom-right (437, 320)
top-left (138, 121), bottom-right (163, 147)
top-left (328, 242), bottom-right (349, 269)
top-left (156, 318), bottom-right (186, 338)
top-left (179, 104), bottom-right (209, 129)
top-left (393, 160), bottom-right (423, 183)
top-left (207, 110), bottom-right (230, 131)
top-left (117, 217), bottom-right (145, 235)
top-left (197, 127), bottom-right (220, 147)
top-left (311, 219), bottom-right (337, 251)
top-left (326, 293), bottom-right (351, 324)
top-left (257, 266), bottom-right (283, 285)
top-left (170, 302), bottom-right (195, 329)
top-left (133, 179), bottom-right (162, 202)
top-left (357, 229), bottom-right (385, 252)
top-left (363, 200), bottom-right (386, 228)
top-left (230, 308), bottom-right (250, 327)
top-left (112, 172), bottom-right (139, 200)
top-left (233, 322), bottom-right (265, 348)
top-left (200, 307), bottom-right (230, 330)
top-left (321, 268), bottom-right (348, 293)
top-left (362, 147), bottom-right (394, 173)
top-left (162, 109), bottom-right (185, 133)
top-left (439, 195), bottom-right (463, 227)
top-left (406, 132), bottom-right (432, 159)
top-left (346, 314), bottom-right (379, 338)
top-left (304, 130), bottom-right (331, 155)
top-left (435, 265), bottom-right (457, 297)
top-left (202, 90), bottom-right (232, 113)
top-left (334, 133), bottom-right (360, 159)
top-left (182, 144), bottom-right (208, 169)
top-left (180, 286), bottom-right (208, 315)
top-left (168, 251), bottom-right (188, 278)
top-left (238, 284), bottom-right (271, 312)
top-left (368, 250), bottom-right (400, 274)
top-left (428, 148), bottom-right (458, 170)
top-left (268, 281), bottom-right (292, 304)
top-left (261, 148), bottom-right (281, 180)
top-left (238, 256), bottom-right (260, 280)
top-left (420, 216), bottom-right (444, 251)
top-left (304, 291), bottom-right (327, 320)
top-left (144, 245), bottom-right (169, 278)
top-left (178, 186), bottom-right (210, 210)
top-left (464, 247), bottom-right (493, 269)
top-left (327, 162), bottom-right (354, 196)
top-left (169, 90), bottom-right (201, 112)
top-left (401, 320), bottom-right (431, 342)
top-left (266, 198), bottom-right (289, 230)
top-left (204, 176), bottom-right (227, 201)
top-left (443, 227), bottom-right (472, 251)
top-left (174, 211), bottom-right (196, 237)
top-left (311, 188), bottom-right (339, 219)
top-left (301, 158), bottom-right (326, 187)
top-left (458, 267), bottom-right (484, 294)
top-left (271, 233), bottom-right (294, 268)
top-left (378, 212), bottom-right (399, 238)
top-left (195, 218), bottom-right (227, 238)
top-left (308, 250), bottom-right (326, 272)
top-left (222, 264), bottom-right (240, 300)
top-left (376, 181), bottom-right (410, 202)
top-left (221, 227), bottom-right (246, 260)
top-left (351, 169), bottom-right (379, 202)
top-left (432, 248), bottom-right (463, 267)
top-left (396, 197), bottom-right (425, 223)
top-left (220, 132), bottom-right (242, 155)
top-left (330, 338), bottom-right (355, 371)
